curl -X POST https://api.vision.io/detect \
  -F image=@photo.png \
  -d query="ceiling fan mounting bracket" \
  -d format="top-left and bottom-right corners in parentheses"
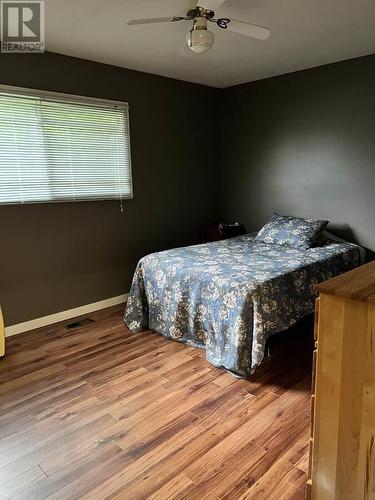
top-left (186, 7), bottom-right (215, 21)
top-left (185, 6), bottom-right (230, 30)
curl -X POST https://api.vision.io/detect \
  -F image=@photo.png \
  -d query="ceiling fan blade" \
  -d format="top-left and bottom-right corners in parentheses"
top-left (226, 19), bottom-right (271, 40)
top-left (197, 0), bottom-right (227, 12)
top-left (127, 17), bottom-right (183, 26)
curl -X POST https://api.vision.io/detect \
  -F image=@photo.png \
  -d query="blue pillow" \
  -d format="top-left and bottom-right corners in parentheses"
top-left (255, 213), bottom-right (329, 250)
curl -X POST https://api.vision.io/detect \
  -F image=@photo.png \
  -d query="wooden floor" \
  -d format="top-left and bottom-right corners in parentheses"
top-left (0, 305), bottom-right (313, 500)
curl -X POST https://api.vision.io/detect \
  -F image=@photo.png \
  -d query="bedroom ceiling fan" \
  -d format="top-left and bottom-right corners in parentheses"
top-left (127, 0), bottom-right (271, 55)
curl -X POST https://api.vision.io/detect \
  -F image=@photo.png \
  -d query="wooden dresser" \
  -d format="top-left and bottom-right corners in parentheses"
top-left (307, 261), bottom-right (375, 499)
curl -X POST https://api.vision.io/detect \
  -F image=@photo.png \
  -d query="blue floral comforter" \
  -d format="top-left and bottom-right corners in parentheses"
top-left (124, 233), bottom-right (363, 377)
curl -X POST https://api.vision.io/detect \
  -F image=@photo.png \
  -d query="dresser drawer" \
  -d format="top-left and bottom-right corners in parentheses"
top-left (311, 349), bottom-right (317, 395)
top-left (313, 297), bottom-right (319, 342)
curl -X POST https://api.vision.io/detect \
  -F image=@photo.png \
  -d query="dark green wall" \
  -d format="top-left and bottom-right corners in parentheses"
top-left (220, 55), bottom-right (375, 254)
top-left (2, 52), bottom-right (375, 326)
top-left (0, 52), bottom-right (220, 325)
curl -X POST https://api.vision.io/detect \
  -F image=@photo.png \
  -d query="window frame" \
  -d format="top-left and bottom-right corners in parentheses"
top-left (0, 84), bottom-right (133, 205)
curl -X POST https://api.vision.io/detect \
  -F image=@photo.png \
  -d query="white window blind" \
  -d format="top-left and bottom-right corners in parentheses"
top-left (0, 87), bottom-right (133, 204)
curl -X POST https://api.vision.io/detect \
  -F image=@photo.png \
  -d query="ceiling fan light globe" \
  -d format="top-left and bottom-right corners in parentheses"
top-left (186, 29), bottom-right (215, 54)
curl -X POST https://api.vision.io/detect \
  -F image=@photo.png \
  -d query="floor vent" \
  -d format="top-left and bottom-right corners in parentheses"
top-left (65, 318), bottom-right (95, 329)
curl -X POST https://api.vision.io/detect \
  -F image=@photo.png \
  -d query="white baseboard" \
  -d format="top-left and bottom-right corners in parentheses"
top-left (5, 294), bottom-right (128, 338)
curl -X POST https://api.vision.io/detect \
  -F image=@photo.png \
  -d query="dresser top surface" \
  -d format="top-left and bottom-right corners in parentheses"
top-left (315, 261), bottom-right (375, 304)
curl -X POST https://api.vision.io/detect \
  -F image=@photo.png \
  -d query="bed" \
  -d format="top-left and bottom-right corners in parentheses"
top-left (124, 231), bottom-right (364, 377)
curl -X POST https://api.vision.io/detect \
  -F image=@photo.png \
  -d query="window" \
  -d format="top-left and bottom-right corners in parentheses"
top-left (0, 86), bottom-right (132, 204)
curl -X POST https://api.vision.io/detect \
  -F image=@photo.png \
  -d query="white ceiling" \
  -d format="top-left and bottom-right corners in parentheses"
top-left (45, 0), bottom-right (375, 88)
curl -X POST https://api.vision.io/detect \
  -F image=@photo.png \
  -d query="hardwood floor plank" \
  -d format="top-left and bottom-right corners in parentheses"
top-left (0, 414), bottom-right (117, 483)
top-left (0, 363), bottom-right (67, 391)
top-left (286, 465), bottom-right (308, 491)
top-left (184, 440), bottom-right (267, 498)
top-left (13, 443), bottom-right (126, 500)
top-left (0, 378), bottom-right (92, 416)
top-left (251, 394), bottom-right (311, 451)
top-left (147, 473), bottom-right (195, 500)
top-left (0, 395), bottom-right (106, 455)
top-left (0, 465), bottom-right (46, 498)
top-left (0, 412), bottom-right (118, 471)
top-left (189, 382), bottom-right (255, 420)
top-left (108, 382), bottom-right (225, 451)
top-left (237, 459), bottom-right (304, 500)
top-left (138, 349), bottom-right (197, 375)
top-left (104, 383), bottom-right (171, 419)
top-left (289, 439), bottom-right (310, 478)
top-left (100, 391), bottom-right (281, 499)
top-left (89, 366), bottom-right (149, 396)
top-left (161, 357), bottom-right (213, 383)
top-left (212, 371), bottom-right (238, 388)
top-left (221, 432), bottom-right (310, 499)
top-left (0, 305), bottom-right (312, 499)
top-left (80, 392), bottom-right (269, 499)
